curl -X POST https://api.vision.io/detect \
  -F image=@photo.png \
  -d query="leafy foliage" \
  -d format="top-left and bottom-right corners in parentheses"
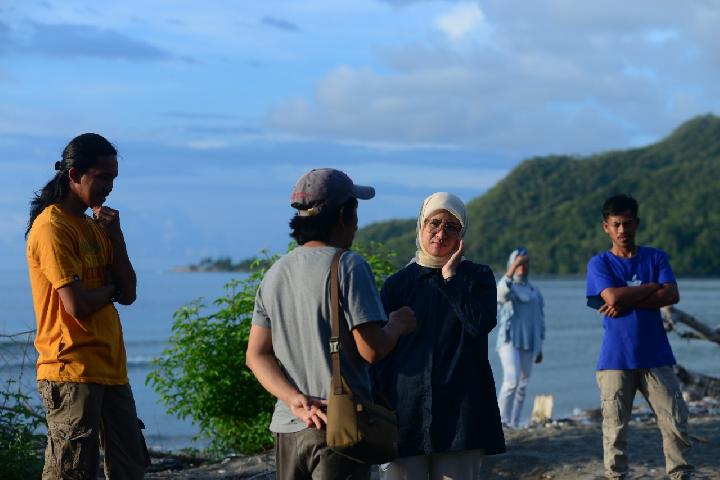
top-left (357, 114), bottom-right (720, 275)
top-left (184, 256), bottom-right (274, 272)
top-left (353, 241), bottom-right (401, 290)
top-left (0, 379), bottom-right (45, 479)
top-left (148, 242), bottom-right (398, 455)
top-left (147, 252), bottom-right (279, 455)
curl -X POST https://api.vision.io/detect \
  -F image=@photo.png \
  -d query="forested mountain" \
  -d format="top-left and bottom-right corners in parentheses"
top-left (356, 114), bottom-right (720, 275)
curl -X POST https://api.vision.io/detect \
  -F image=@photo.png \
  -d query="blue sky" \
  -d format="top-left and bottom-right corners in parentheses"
top-left (2, 0), bottom-right (719, 270)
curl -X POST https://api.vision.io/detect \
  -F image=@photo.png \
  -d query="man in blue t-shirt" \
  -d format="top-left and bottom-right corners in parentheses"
top-left (586, 194), bottom-right (692, 480)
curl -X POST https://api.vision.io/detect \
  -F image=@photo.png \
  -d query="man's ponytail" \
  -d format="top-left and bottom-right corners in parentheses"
top-left (26, 171), bottom-right (70, 237)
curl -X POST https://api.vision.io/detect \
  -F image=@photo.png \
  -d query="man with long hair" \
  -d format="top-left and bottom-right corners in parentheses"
top-left (26, 133), bottom-right (148, 479)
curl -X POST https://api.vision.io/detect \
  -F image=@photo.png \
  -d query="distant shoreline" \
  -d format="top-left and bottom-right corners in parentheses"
top-left (169, 265), bottom-right (720, 280)
top-left (172, 256), bottom-right (272, 273)
top-left (170, 265), bottom-right (251, 273)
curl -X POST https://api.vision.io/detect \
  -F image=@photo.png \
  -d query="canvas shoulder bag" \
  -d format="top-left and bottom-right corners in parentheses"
top-left (325, 249), bottom-right (399, 464)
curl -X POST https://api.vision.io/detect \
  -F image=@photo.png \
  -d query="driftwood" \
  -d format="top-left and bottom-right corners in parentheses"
top-left (530, 394), bottom-right (554, 424)
top-left (674, 365), bottom-right (720, 399)
top-left (662, 306), bottom-right (720, 345)
top-left (661, 306), bottom-right (720, 399)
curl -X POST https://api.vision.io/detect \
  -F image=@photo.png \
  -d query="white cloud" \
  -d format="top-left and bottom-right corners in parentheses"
top-left (187, 139), bottom-right (230, 150)
top-left (268, 1), bottom-right (720, 157)
top-left (643, 28), bottom-right (679, 46)
top-left (355, 163), bottom-right (507, 190)
top-left (5, 0), bottom-right (720, 171)
top-left (435, 3), bottom-right (491, 42)
top-left (269, 56), bottom-right (656, 156)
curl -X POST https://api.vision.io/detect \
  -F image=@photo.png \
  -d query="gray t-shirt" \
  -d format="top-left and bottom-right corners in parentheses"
top-left (251, 246), bottom-right (387, 433)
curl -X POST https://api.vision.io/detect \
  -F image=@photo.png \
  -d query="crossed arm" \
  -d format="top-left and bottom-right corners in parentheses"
top-left (58, 240), bottom-right (137, 319)
top-left (58, 282), bottom-right (117, 319)
top-left (57, 238), bottom-right (136, 318)
top-left (57, 209), bottom-right (136, 319)
top-left (599, 282), bottom-right (679, 318)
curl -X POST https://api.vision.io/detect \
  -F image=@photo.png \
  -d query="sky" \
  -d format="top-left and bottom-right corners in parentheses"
top-left (2, 0), bottom-right (719, 270)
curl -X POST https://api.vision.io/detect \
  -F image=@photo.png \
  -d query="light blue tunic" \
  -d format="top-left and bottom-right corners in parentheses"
top-left (496, 276), bottom-right (545, 355)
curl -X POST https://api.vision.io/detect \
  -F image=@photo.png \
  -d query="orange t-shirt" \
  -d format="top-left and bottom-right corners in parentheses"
top-left (26, 205), bottom-right (128, 384)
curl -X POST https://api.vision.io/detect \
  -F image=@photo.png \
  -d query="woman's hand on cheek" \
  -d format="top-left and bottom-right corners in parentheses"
top-left (442, 239), bottom-right (464, 280)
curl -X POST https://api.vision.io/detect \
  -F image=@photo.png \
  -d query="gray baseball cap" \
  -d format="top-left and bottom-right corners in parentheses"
top-left (290, 168), bottom-right (375, 216)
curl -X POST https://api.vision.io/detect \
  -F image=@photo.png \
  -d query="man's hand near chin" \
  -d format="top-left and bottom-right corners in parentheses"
top-left (92, 206), bottom-right (122, 240)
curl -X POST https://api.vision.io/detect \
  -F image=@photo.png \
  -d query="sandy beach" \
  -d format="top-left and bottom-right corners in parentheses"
top-left (146, 402), bottom-right (720, 479)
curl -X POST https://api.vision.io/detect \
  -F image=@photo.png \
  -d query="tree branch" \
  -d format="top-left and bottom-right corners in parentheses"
top-left (662, 306), bottom-right (720, 346)
top-left (0, 330), bottom-right (36, 338)
top-left (0, 404), bottom-right (46, 422)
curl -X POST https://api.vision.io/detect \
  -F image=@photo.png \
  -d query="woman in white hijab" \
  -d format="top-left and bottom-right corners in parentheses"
top-left (496, 247), bottom-right (545, 428)
top-left (375, 192), bottom-right (505, 480)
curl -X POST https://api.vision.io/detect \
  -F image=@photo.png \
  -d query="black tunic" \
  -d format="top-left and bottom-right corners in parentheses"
top-left (375, 261), bottom-right (506, 457)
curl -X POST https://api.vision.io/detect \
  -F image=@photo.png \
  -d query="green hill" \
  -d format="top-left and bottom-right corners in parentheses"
top-left (356, 114), bottom-right (720, 275)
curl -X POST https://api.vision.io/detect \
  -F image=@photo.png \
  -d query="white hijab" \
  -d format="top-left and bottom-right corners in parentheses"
top-left (413, 192), bottom-right (467, 268)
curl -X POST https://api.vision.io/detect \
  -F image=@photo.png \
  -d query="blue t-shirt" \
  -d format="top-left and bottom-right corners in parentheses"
top-left (586, 246), bottom-right (676, 370)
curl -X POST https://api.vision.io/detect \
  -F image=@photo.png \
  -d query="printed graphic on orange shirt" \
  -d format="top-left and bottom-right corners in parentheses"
top-left (83, 266), bottom-right (107, 288)
top-left (82, 250), bottom-right (108, 268)
top-left (80, 236), bottom-right (110, 288)
top-left (80, 240), bottom-right (102, 256)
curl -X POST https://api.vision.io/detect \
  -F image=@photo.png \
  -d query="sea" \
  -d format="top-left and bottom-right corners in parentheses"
top-left (1, 270), bottom-right (719, 452)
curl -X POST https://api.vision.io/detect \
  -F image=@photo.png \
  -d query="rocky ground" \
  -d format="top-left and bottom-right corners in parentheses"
top-left (144, 399), bottom-right (720, 479)
top-left (481, 414), bottom-right (719, 479)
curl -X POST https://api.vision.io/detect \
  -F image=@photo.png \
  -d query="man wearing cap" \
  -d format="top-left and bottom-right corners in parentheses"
top-left (246, 168), bottom-right (416, 480)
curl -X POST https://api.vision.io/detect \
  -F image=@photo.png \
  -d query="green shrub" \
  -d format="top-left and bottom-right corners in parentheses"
top-left (353, 241), bottom-right (399, 290)
top-left (147, 242), bottom-right (398, 455)
top-left (147, 252), bottom-right (278, 455)
top-left (0, 381), bottom-right (46, 479)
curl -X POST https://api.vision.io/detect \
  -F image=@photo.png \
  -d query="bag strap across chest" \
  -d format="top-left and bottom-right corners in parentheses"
top-left (330, 248), bottom-right (347, 395)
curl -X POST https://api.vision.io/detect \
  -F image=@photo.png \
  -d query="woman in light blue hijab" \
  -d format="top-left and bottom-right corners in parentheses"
top-left (496, 247), bottom-right (545, 428)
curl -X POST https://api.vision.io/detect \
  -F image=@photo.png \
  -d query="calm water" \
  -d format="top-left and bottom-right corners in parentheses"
top-left (0, 269), bottom-right (240, 451)
top-left (1, 270), bottom-right (719, 450)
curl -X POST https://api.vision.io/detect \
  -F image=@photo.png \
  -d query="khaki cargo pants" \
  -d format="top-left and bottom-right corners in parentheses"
top-left (596, 367), bottom-right (693, 479)
top-left (38, 380), bottom-right (150, 480)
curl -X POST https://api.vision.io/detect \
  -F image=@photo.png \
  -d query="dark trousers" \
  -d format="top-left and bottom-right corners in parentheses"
top-left (38, 380), bottom-right (149, 480)
top-left (275, 428), bottom-right (370, 480)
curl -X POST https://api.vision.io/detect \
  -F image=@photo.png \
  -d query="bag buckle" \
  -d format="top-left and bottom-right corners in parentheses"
top-left (329, 337), bottom-right (340, 353)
